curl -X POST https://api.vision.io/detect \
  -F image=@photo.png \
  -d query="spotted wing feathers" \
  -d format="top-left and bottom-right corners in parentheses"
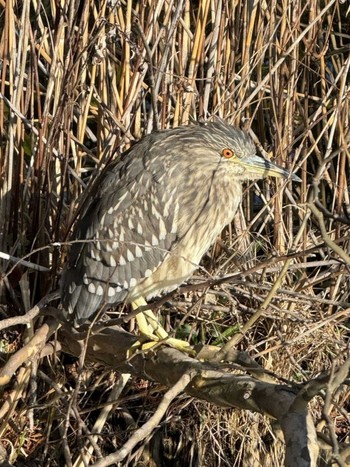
top-left (61, 147), bottom-right (178, 326)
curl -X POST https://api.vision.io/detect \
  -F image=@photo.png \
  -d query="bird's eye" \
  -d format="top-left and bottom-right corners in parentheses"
top-left (222, 148), bottom-right (235, 159)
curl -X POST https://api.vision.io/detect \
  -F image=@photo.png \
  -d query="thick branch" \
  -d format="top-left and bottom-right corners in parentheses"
top-left (59, 325), bottom-right (319, 466)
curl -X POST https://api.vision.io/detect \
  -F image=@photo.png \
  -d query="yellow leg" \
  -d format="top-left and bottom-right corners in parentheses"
top-left (131, 297), bottom-right (193, 354)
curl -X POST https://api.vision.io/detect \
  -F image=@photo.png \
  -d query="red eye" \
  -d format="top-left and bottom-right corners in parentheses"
top-left (222, 148), bottom-right (234, 159)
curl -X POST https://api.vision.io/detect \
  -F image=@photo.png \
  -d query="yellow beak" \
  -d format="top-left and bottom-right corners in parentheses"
top-left (242, 154), bottom-right (301, 182)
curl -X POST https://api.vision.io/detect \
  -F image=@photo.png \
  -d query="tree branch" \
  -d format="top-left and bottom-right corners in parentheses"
top-left (59, 325), bottom-right (320, 466)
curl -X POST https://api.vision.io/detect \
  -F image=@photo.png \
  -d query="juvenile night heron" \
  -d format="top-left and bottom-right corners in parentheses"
top-left (61, 119), bottom-right (299, 349)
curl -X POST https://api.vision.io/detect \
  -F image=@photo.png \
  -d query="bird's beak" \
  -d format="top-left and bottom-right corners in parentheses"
top-left (242, 154), bottom-right (301, 182)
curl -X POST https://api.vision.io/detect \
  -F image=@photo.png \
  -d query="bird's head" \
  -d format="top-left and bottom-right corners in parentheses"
top-left (191, 119), bottom-right (301, 183)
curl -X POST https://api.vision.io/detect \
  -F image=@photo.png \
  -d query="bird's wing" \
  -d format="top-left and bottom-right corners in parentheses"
top-left (61, 144), bottom-right (179, 324)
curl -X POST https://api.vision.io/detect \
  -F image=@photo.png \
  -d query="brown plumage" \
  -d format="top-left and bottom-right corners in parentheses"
top-left (61, 119), bottom-right (299, 326)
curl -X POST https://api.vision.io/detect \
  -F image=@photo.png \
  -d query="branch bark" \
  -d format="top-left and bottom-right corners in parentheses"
top-left (59, 324), bottom-right (320, 466)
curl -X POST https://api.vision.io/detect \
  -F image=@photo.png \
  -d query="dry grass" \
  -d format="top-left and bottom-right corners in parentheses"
top-left (0, 0), bottom-right (349, 465)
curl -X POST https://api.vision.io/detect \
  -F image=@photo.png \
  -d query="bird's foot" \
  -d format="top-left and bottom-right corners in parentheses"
top-left (127, 298), bottom-right (194, 357)
top-left (127, 335), bottom-right (194, 357)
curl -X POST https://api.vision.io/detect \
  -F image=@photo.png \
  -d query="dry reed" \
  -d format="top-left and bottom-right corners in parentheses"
top-left (0, 0), bottom-right (349, 465)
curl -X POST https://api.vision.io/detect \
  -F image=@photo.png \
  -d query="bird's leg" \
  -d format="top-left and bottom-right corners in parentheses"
top-left (131, 297), bottom-right (193, 354)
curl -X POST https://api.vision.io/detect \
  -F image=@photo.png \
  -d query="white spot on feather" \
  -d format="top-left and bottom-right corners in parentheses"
top-left (119, 255), bottom-right (126, 266)
top-left (96, 285), bottom-right (104, 296)
top-left (127, 249), bottom-right (135, 262)
top-left (135, 245), bottom-right (143, 258)
top-left (163, 187), bottom-right (177, 217)
top-left (128, 217), bottom-right (134, 230)
top-left (151, 203), bottom-right (161, 219)
top-left (100, 213), bottom-right (106, 225)
top-left (158, 218), bottom-right (167, 240)
top-left (105, 242), bottom-right (113, 252)
top-left (113, 191), bottom-right (128, 211)
top-left (91, 249), bottom-right (102, 261)
top-left (88, 283), bottom-right (96, 294)
top-left (171, 202), bottom-right (179, 234)
top-left (95, 251), bottom-right (102, 261)
top-left (119, 226), bottom-right (125, 242)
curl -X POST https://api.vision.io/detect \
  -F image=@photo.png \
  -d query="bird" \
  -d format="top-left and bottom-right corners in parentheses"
top-left (61, 118), bottom-right (300, 349)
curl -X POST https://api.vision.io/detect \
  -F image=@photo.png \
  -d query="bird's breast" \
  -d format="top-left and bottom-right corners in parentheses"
top-left (129, 176), bottom-right (242, 301)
